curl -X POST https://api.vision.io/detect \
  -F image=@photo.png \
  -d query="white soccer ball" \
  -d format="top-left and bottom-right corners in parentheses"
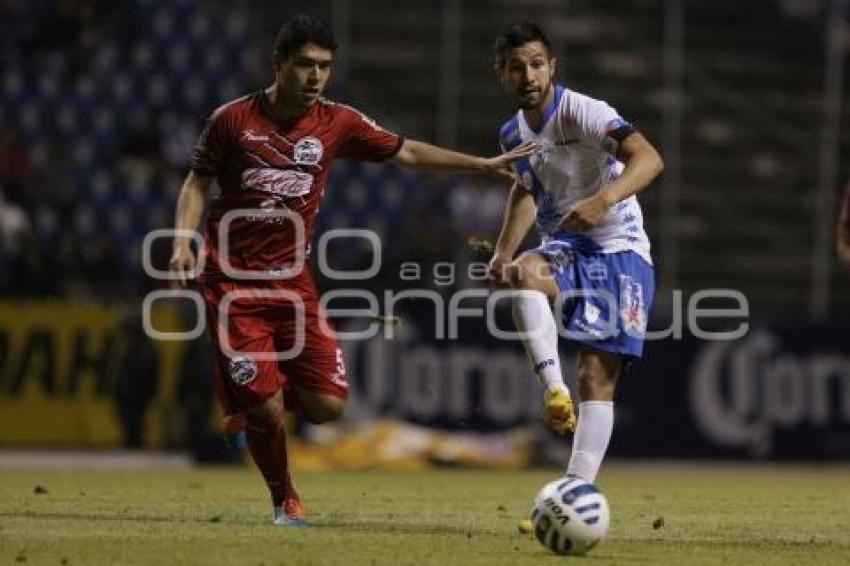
top-left (530, 477), bottom-right (610, 555)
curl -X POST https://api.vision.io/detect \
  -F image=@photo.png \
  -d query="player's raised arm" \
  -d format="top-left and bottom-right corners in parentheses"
top-left (562, 132), bottom-right (663, 233)
top-left (391, 138), bottom-right (536, 181)
top-left (169, 171), bottom-right (213, 288)
top-left (600, 132), bottom-right (664, 206)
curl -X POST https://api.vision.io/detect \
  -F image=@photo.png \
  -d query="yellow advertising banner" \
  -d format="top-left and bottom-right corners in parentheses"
top-left (0, 302), bottom-right (187, 447)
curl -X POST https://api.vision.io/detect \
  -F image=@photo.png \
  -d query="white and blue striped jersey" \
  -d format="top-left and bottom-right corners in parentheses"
top-left (499, 85), bottom-right (652, 265)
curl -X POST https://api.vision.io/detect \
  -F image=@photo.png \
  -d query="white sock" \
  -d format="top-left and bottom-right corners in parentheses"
top-left (511, 290), bottom-right (569, 395)
top-left (567, 401), bottom-right (614, 482)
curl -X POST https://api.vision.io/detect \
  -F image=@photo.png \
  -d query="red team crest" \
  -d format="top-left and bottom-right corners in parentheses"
top-left (293, 136), bottom-right (324, 165)
top-left (229, 355), bottom-right (258, 386)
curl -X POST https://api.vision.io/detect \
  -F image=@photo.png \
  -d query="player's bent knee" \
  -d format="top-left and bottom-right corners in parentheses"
top-left (509, 256), bottom-right (539, 289)
top-left (510, 253), bottom-right (556, 296)
top-left (507, 261), bottom-right (524, 289)
top-left (296, 391), bottom-right (346, 424)
top-left (305, 397), bottom-right (345, 424)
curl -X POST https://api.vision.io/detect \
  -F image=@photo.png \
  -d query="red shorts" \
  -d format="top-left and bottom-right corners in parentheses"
top-left (199, 272), bottom-right (348, 410)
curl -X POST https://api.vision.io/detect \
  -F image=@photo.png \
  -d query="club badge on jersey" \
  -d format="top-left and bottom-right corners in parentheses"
top-left (293, 137), bottom-right (323, 165)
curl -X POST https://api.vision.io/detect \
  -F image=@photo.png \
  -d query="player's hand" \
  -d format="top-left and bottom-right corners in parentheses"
top-left (169, 245), bottom-right (197, 289)
top-left (561, 193), bottom-right (610, 233)
top-left (482, 141), bottom-right (537, 182)
top-left (488, 252), bottom-right (514, 287)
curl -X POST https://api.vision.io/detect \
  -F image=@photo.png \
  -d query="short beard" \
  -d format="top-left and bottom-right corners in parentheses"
top-left (518, 81), bottom-right (552, 110)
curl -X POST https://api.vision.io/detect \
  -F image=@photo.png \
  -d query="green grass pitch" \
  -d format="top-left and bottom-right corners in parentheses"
top-left (1, 463), bottom-right (849, 565)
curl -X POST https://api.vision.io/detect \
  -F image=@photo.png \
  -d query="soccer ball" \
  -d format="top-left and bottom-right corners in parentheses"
top-left (530, 477), bottom-right (610, 555)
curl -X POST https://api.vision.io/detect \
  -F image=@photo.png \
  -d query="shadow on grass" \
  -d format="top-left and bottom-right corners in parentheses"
top-left (0, 511), bottom-right (239, 525)
top-left (1, 511), bottom-right (501, 538)
top-left (311, 519), bottom-right (504, 537)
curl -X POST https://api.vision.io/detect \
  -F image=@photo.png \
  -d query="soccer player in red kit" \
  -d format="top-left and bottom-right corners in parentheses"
top-left (169, 14), bottom-right (533, 526)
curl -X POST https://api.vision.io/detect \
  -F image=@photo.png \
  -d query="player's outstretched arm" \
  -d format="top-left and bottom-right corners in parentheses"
top-left (169, 171), bottom-right (213, 288)
top-left (488, 182), bottom-right (537, 285)
top-left (391, 139), bottom-right (536, 181)
top-left (562, 132), bottom-right (663, 232)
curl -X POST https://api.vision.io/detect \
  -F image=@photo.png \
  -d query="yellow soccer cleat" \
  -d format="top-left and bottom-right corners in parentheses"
top-left (542, 388), bottom-right (577, 435)
top-left (518, 518), bottom-right (533, 534)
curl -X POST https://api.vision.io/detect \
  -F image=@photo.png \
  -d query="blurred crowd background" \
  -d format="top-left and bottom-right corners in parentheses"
top-left (1, 0), bottom-right (849, 465)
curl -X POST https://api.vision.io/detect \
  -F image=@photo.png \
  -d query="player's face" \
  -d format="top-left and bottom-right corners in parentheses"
top-left (275, 43), bottom-right (333, 108)
top-left (498, 41), bottom-right (555, 110)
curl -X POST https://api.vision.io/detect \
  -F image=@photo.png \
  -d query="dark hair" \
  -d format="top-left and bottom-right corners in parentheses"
top-left (493, 21), bottom-right (552, 68)
top-left (273, 14), bottom-right (337, 60)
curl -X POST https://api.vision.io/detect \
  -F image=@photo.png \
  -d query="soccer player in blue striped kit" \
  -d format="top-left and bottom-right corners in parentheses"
top-left (487, 22), bottom-right (664, 484)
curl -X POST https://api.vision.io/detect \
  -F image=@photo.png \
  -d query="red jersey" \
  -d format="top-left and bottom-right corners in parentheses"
top-left (191, 91), bottom-right (403, 280)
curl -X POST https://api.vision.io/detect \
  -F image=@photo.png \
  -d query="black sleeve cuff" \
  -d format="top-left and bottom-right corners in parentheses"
top-left (383, 135), bottom-right (405, 161)
top-left (608, 124), bottom-right (636, 142)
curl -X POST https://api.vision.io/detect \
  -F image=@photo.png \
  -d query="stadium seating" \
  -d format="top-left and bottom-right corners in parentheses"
top-left (1, 0), bottom-right (847, 318)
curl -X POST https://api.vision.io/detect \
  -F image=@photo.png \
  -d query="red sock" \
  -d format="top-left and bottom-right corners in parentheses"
top-left (246, 415), bottom-right (293, 507)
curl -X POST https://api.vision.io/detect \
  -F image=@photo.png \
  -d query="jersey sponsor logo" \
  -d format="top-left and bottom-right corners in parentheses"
top-left (241, 130), bottom-right (270, 143)
top-left (293, 136), bottom-right (324, 165)
top-left (242, 168), bottom-right (313, 197)
top-left (229, 356), bottom-right (257, 386)
top-left (537, 193), bottom-right (563, 234)
top-left (521, 171), bottom-right (534, 190)
top-left (619, 275), bottom-right (646, 333)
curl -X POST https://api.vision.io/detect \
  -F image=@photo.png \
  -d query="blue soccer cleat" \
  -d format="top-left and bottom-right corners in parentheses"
top-left (273, 505), bottom-right (310, 528)
top-left (224, 429), bottom-right (247, 451)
